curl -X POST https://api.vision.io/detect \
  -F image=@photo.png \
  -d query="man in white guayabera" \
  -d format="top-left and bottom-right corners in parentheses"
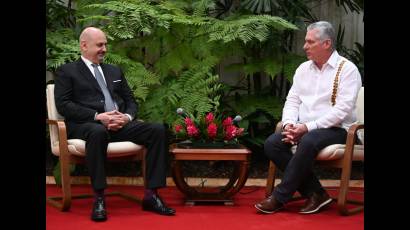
top-left (254, 21), bottom-right (362, 215)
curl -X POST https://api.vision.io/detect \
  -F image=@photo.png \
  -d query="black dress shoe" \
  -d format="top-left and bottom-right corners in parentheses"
top-left (142, 194), bottom-right (176, 216)
top-left (91, 197), bottom-right (107, 222)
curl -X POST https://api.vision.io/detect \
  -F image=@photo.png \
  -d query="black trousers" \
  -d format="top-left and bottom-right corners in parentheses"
top-left (264, 127), bottom-right (347, 204)
top-left (67, 120), bottom-right (168, 191)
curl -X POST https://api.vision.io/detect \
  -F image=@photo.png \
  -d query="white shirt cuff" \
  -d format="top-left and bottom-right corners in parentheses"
top-left (125, 114), bottom-right (133, 121)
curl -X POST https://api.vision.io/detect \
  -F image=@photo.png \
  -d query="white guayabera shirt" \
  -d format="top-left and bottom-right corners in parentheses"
top-left (282, 51), bottom-right (362, 132)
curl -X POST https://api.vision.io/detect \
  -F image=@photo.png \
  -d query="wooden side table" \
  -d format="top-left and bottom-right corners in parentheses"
top-left (170, 143), bottom-right (251, 205)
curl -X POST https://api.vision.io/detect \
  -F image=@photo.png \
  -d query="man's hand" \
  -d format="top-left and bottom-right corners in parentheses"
top-left (107, 111), bottom-right (130, 131)
top-left (281, 123), bottom-right (308, 145)
top-left (96, 110), bottom-right (130, 131)
top-left (95, 111), bottom-right (117, 127)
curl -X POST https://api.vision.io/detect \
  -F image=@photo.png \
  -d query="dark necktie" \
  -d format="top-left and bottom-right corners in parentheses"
top-left (91, 64), bottom-right (116, 111)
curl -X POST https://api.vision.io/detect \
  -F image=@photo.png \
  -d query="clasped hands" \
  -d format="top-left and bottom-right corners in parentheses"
top-left (281, 123), bottom-right (308, 145)
top-left (96, 110), bottom-right (130, 131)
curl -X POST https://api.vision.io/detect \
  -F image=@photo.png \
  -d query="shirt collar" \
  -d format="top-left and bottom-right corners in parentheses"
top-left (309, 50), bottom-right (340, 70)
top-left (326, 50), bottom-right (340, 68)
top-left (81, 56), bottom-right (98, 67)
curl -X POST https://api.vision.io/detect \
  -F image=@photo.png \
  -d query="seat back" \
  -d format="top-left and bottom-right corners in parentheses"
top-left (355, 87), bottom-right (364, 144)
top-left (46, 84), bottom-right (64, 155)
top-left (356, 87), bottom-right (364, 123)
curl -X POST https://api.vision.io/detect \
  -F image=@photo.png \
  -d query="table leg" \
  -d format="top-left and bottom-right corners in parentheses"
top-left (172, 160), bottom-right (199, 197)
top-left (172, 159), bottom-right (250, 204)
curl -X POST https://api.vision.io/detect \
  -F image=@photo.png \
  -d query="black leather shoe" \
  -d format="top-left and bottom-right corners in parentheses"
top-left (91, 197), bottom-right (107, 222)
top-left (142, 194), bottom-right (176, 216)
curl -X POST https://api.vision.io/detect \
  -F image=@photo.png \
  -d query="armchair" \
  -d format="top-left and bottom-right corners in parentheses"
top-left (46, 84), bottom-right (147, 211)
top-left (265, 87), bottom-right (364, 215)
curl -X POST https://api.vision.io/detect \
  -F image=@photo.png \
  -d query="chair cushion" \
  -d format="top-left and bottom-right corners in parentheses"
top-left (51, 139), bottom-right (144, 158)
top-left (290, 144), bottom-right (364, 161)
top-left (317, 144), bottom-right (364, 161)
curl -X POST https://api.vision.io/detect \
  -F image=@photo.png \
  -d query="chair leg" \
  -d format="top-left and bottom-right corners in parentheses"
top-left (60, 156), bottom-right (73, 211)
top-left (46, 154), bottom-right (72, 211)
top-left (337, 161), bottom-right (364, 216)
top-left (265, 161), bottom-right (276, 197)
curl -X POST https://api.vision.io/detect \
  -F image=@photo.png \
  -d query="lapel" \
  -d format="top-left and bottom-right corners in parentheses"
top-left (76, 59), bottom-right (102, 93)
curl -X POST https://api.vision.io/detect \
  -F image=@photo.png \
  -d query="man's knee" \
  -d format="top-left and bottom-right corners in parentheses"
top-left (150, 123), bottom-right (166, 137)
top-left (264, 133), bottom-right (284, 157)
top-left (298, 132), bottom-right (320, 152)
top-left (264, 133), bottom-right (283, 148)
top-left (152, 123), bottom-right (165, 131)
top-left (88, 124), bottom-right (109, 140)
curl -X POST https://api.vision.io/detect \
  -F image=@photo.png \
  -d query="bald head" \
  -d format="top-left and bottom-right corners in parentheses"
top-left (80, 27), bottom-right (105, 43)
top-left (79, 27), bottom-right (107, 64)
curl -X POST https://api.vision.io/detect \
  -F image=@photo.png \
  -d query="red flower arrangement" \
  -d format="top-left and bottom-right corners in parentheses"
top-left (173, 108), bottom-right (244, 145)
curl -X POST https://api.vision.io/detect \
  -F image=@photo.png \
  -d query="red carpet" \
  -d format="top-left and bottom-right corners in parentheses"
top-left (46, 185), bottom-right (363, 230)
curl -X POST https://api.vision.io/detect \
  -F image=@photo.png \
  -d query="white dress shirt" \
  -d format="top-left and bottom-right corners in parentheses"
top-left (282, 51), bottom-right (362, 131)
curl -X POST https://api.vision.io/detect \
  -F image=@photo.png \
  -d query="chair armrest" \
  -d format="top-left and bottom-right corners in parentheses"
top-left (46, 119), bottom-right (70, 158)
top-left (346, 123), bottom-right (364, 148)
top-left (342, 123), bottom-right (364, 164)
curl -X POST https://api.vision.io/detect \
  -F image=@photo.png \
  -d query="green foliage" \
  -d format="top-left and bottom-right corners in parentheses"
top-left (46, 29), bottom-right (80, 71)
top-left (225, 53), bottom-right (305, 83)
top-left (46, 0), bottom-right (76, 30)
top-left (81, 0), bottom-right (170, 38)
top-left (282, 53), bottom-right (306, 82)
top-left (139, 57), bottom-right (222, 124)
top-left (81, 1), bottom-right (297, 44)
top-left (203, 14), bottom-right (297, 43)
top-left (222, 93), bottom-right (284, 147)
top-left (104, 53), bottom-right (161, 101)
top-left (225, 94), bottom-right (283, 121)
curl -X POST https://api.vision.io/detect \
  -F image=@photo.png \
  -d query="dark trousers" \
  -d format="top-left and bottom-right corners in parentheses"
top-left (264, 127), bottom-right (347, 204)
top-left (67, 120), bottom-right (168, 191)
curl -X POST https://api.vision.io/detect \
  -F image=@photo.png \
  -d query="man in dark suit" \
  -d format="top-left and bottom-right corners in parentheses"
top-left (54, 27), bottom-right (175, 222)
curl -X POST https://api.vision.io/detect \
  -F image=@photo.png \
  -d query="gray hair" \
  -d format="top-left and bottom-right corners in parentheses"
top-left (307, 21), bottom-right (336, 51)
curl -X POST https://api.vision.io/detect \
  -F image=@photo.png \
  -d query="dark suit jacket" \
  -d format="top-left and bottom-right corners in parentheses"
top-left (54, 58), bottom-right (138, 123)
